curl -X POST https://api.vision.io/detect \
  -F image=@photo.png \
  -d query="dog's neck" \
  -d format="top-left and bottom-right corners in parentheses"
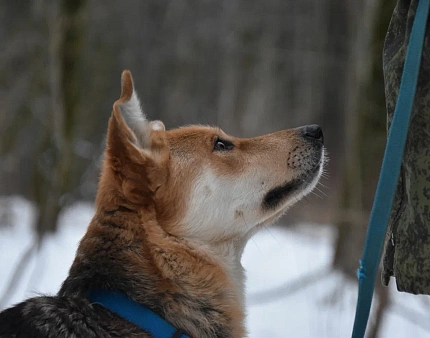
top-left (59, 205), bottom-right (247, 338)
top-left (198, 235), bottom-right (249, 310)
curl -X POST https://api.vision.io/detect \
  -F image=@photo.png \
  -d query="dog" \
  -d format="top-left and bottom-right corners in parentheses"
top-left (0, 71), bottom-right (325, 338)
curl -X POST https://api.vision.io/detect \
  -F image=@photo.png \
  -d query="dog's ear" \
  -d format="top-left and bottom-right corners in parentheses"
top-left (105, 71), bottom-right (169, 203)
top-left (111, 70), bottom-right (165, 149)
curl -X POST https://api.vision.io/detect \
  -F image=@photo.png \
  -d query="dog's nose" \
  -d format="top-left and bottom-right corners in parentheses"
top-left (301, 124), bottom-right (323, 143)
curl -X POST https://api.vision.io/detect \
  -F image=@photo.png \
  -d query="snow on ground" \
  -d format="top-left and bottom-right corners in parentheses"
top-left (1, 196), bottom-right (429, 337)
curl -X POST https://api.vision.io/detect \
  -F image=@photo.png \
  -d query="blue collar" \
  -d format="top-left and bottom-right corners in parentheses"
top-left (87, 290), bottom-right (190, 338)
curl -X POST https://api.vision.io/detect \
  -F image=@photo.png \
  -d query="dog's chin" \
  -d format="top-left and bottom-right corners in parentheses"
top-left (261, 149), bottom-right (325, 215)
top-left (256, 164), bottom-right (323, 229)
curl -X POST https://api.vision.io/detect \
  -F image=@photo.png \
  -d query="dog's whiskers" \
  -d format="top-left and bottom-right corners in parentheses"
top-left (263, 226), bottom-right (282, 245)
top-left (314, 186), bottom-right (328, 198)
top-left (300, 194), bottom-right (316, 207)
top-left (239, 213), bottom-right (263, 254)
top-left (320, 170), bottom-right (330, 179)
top-left (318, 182), bottom-right (329, 189)
top-left (310, 191), bottom-right (323, 199)
top-left (251, 238), bottom-right (263, 254)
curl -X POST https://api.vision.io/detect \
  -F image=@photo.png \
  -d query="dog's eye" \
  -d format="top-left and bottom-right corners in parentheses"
top-left (214, 138), bottom-right (234, 151)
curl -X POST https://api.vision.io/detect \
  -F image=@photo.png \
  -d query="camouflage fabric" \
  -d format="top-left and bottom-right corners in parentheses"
top-left (382, 0), bottom-right (430, 294)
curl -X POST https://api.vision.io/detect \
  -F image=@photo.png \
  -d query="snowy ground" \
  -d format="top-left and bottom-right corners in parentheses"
top-left (1, 196), bottom-right (429, 337)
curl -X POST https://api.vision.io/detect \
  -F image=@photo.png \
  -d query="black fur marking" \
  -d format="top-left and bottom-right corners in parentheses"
top-left (262, 162), bottom-right (321, 210)
top-left (262, 178), bottom-right (303, 210)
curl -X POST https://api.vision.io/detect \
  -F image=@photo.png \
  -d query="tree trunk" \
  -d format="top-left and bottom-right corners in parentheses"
top-left (34, 0), bottom-right (88, 235)
top-left (332, 0), bottom-right (397, 336)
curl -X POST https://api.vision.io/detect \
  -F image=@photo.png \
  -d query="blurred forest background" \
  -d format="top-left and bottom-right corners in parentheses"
top-left (0, 0), bottom-right (401, 337)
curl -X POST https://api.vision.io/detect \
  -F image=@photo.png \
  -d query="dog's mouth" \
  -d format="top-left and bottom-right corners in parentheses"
top-left (261, 150), bottom-right (324, 211)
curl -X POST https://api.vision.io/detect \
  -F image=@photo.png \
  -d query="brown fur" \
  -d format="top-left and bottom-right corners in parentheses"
top-left (60, 72), bottom-right (247, 337)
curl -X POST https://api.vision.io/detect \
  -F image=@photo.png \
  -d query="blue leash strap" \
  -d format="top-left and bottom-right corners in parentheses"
top-left (88, 290), bottom-right (190, 338)
top-left (351, 0), bottom-right (430, 337)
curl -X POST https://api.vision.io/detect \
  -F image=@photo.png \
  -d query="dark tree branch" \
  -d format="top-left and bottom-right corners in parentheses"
top-left (0, 240), bottom-right (37, 310)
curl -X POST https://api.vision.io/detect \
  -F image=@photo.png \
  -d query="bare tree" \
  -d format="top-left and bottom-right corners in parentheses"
top-left (332, 0), bottom-right (397, 337)
top-left (0, 0), bottom-right (88, 308)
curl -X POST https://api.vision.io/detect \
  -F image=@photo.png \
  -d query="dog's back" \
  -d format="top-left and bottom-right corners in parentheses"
top-left (0, 296), bottom-right (148, 337)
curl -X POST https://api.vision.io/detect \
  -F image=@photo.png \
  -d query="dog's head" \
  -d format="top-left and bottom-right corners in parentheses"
top-left (98, 71), bottom-right (325, 245)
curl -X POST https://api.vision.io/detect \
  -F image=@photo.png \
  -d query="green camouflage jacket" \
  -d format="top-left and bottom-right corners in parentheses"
top-left (382, 0), bottom-right (430, 294)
